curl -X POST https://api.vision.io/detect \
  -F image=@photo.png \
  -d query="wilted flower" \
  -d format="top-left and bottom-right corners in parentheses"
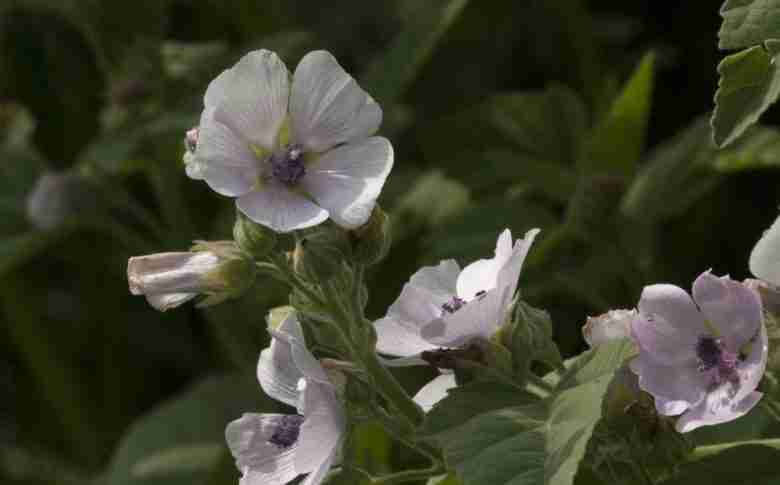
top-left (226, 312), bottom-right (344, 485)
top-left (191, 49), bottom-right (392, 233)
top-left (127, 241), bottom-right (256, 311)
top-left (374, 228), bottom-right (539, 359)
top-left (582, 309), bottom-right (636, 347)
top-left (630, 271), bottom-right (767, 432)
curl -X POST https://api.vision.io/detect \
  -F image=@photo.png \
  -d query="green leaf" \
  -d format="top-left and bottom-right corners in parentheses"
top-left (500, 300), bottom-right (565, 380)
top-left (621, 118), bottom-right (723, 223)
top-left (423, 381), bottom-right (538, 437)
top-left (719, 0), bottom-right (780, 50)
top-left (431, 340), bottom-right (633, 485)
top-left (580, 52), bottom-right (655, 176)
top-left (104, 375), bottom-right (276, 485)
top-left (712, 125), bottom-right (780, 171)
top-left (712, 41), bottom-right (780, 147)
top-left (660, 444), bottom-right (780, 485)
top-left (362, 0), bottom-right (470, 105)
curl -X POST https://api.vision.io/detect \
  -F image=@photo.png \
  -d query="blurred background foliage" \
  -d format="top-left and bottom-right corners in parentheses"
top-left (1, 1), bottom-right (780, 484)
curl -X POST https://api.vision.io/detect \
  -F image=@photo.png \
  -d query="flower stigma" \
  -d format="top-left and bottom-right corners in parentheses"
top-left (268, 414), bottom-right (304, 449)
top-left (695, 335), bottom-right (740, 392)
top-left (270, 144), bottom-right (306, 185)
top-left (441, 296), bottom-right (466, 315)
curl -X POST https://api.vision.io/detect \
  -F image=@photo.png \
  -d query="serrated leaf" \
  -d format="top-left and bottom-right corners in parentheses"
top-left (104, 375), bottom-right (275, 485)
top-left (432, 340), bottom-right (633, 485)
top-left (423, 381), bottom-right (538, 437)
top-left (580, 52), bottom-right (654, 176)
top-left (712, 41), bottom-right (780, 147)
top-left (363, 0), bottom-right (470, 105)
top-left (719, 0), bottom-right (780, 50)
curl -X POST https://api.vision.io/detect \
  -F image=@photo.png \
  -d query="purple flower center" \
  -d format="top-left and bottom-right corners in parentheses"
top-left (696, 336), bottom-right (740, 390)
top-left (442, 296), bottom-right (466, 315)
top-left (271, 144), bottom-right (306, 185)
top-left (268, 414), bottom-right (304, 449)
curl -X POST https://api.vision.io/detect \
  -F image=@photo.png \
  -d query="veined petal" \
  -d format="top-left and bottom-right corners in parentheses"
top-left (197, 108), bottom-right (260, 197)
top-left (374, 317), bottom-right (438, 358)
top-left (271, 314), bottom-right (331, 387)
top-left (127, 252), bottom-right (221, 295)
top-left (225, 413), bottom-right (299, 485)
top-left (413, 373), bottom-right (457, 412)
top-left (257, 337), bottom-right (303, 408)
top-left (629, 354), bottom-right (706, 414)
top-left (291, 51), bottom-right (381, 153)
top-left (299, 441), bottom-right (339, 485)
top-left (693, 271), bottom-right (763, 351)
top-left (456, 230), bottom-right (511, 300)
top-left (295, 381), bottom-right (344, 475)
top-left (204, 50), bottom-right (289, 149)
top-left (496, 228), bottom-right (539, 299)
top-left (237, 183), bottom-right (329, 233)
top-left (734, 323), bottom-right (768, 406)
top-left (387, 284), bottom-right (449, 334)
top-left (420, 287), bottom-right (508, 347)
top-left (145, 292), bottom-right (197, 312)
top-left (409, 259), bottom-right (461, 298)
top-left (676, 390), bottom-right (763, 433)
top-left (300, 137), bottom-right (393, 229)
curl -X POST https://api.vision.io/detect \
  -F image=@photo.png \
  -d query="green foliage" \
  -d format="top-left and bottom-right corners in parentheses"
top-left (426, 340), bottom-right (633, 485)
top-left (103, 375), bottom-right (275, 485)
top-left (712, 42), bottom-right (780, 147)
top-left (719, 0), bottom-right (780, 50)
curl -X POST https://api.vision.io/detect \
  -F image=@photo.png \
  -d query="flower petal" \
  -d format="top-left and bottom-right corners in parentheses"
top-left (225, 413), bottom-right (299, 485)
top-left (374, 317), bottom-right (438, 358)
top-left (675, 390), bottom-right (763, 433)
top-left (749, 213), bottom-right (780, 286)
top-left (634, 284), bottom-right (706, 365)
top-left (257, 336), bottom-right (303, 408)
top-left (290, 50), bottom-right (381, 152)
top-left (272, 314), bottom-right (331, 387)
top-left (734, 323), bottom-right (768, 406)
top-left (300, 137), bottom-right (393, 229)
top-left (413, 373), bottom-right (457, 412)
top-left (420, 287), bottom-right (508, 347)
top-left (145, 293), bottom-right (197, 312)
top-left (693, 271), bottom-right (763, 351)
top-left (496, 228), bottom-right (539, 299)
top-left (295, 381), bottom-right (344, 475)
top-left (237, 183), bottom-right (329, 233)
top-left (629, 354), bottom-right (706, 414)
top-left (196, 109), bottom-right (260, 196)
top-left (204, 49), bottom-right (289, 149)
top-left (299, 441), bottom-right (339, 485)
top-left (408, 259), bottom-right (461, 298)
top-left (456, 230), bottom-right (512, 300)
top-left (583, 309), bottom-right (636, 347)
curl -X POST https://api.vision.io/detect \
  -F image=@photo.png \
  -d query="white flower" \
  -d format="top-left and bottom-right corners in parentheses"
top-left (127, 241), bottom-right (255, 311)
top-left (192, 49), bottom-right (392, 233)
top-left (375, 228), bottom-right (539, 358)
top-left (226, 312), bottom-right (344, 485)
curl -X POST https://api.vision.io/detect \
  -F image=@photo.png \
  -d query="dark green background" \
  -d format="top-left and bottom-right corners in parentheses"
top-left (0, 1), bottom-right (777, 484)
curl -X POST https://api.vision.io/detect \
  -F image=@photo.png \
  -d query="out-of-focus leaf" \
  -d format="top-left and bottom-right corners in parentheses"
top-left (621, 118), bottom-right (722, 223)
top-left (719, 0), bottom-right (780, 50)
top-left (104, 375), bottom-right (276, 485)
top-left (712, 41), bottom-right (780, 147)
top-left (422, 196), bottom-right (557, 263)
top-left (429, 340), bottom-right (634, 485)
top-left (660, 444), bottom-right (780, 485)
top-left (393, 170), bottom-right (471, 235)
top-left (363, 0), bottom-right (470, 105)
top-left (581, 52), bottom-right (654, 176)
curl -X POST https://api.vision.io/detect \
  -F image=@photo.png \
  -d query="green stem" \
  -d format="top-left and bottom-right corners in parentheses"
top-left (359, 348), bottom-right (425, 426)
top-left (526, 373), bottom-right (555, 394)
top-left (689, 438), bottom-right (780, 462)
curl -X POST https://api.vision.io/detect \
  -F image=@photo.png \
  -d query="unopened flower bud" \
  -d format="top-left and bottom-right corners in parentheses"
top-left (350, 205), bottom-right (391, 265)
top-left (183, 127), bottom-right (206, 180)
top-left (233, 209), bottom-right (277, 259)
top-left (127, 241), bottom-right (256, 311)
top-left (267, 305), bottom-right (295, 330)
top-left (293, 224), bottom-right (351, 281)
top-left (26, 172), bottom-right (100, 230)
top-left (582, 309), bottom-right (636, 347)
